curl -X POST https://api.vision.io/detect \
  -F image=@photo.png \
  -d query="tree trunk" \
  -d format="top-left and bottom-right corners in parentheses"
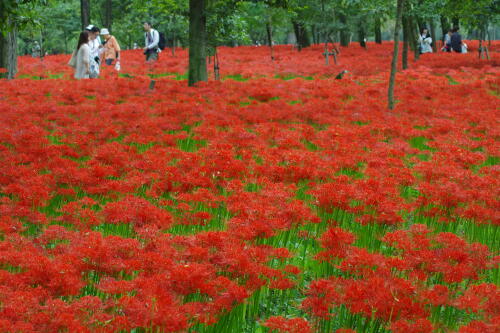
top-left (440, 15), bottom-right (449, 41)
top-left (409, 16), bottom-right (420, 61)
top-left (402, 16), bottom-right (409, 69)
top-left (292, 20), bottom-right (310, 51)
top-left (452, 17), bottom-right (459, 28)
top-left (375, 17), bottom-right (382, 44)
top-left (311, 25), bottom-right (318, 45)
top-left (388, 0), bottom-right (405, 110)
top-left (338, 13), bottom-right (350, 47)
top-left (266, 22), bottom-right (273, 47)
top-left (265, 23), bottom-right (274, 60)
top-left (0, 27), bottom-right (18, 79)
top-left (40, 28), bottom-right (45, 58)
top-left (429, 19), bottom-right (437, 52)
top-left (188, 0), bottom-right (207, 86)
top-left (358, 25), bottom-right (366, 48)
top-left (104, 0), bottom-right (112, 31)
top-left (81, 0), bottom-right (91, 30)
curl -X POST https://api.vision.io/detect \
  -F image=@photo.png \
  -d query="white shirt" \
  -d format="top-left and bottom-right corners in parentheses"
top-left (144, 29), bottom-right (160, 50)
top-left (75, 44), bottom-right (90, 79)
top-left (419, 34), bottom-right (433, 53)
top-left (88, 36), bottom-right (102, 60)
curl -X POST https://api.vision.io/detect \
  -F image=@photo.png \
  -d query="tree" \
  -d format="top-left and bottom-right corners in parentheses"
top-left (103, 0), bottom-right (112, 31)
top-left (388, 0), bottom-right (406, 110)
top-left (0, 28), bottom-right (17, 79)
top-left (188, 0), bottom-right (207, 86)
top-left (0, 0), bottom-right (46, 79)
top-left (81, 0), bottom-right (90, 30)
top-left (375, 17), bottom-right (382, 43)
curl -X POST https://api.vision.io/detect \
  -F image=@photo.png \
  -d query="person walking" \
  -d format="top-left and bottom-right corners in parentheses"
top-left (74, 31), bottom-right (90, 79)
top-left (86, 25), bottom-right (102, 77)
top-left (143, 22), bottom-right (160, 61)
top-left (450, 27), bottom-right (463, 53)
top-left (32, 41), bottom-right (41, 57)
top-left (442, 29), bottom-right (452, 52)
top-left (419, 28), bottom-right (433, 54)
top-left (100, 28), bottom-right (121, 66)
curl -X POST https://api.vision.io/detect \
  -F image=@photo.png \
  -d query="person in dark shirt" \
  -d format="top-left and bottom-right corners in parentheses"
top-left (450, 27), bottom-right (463, 53)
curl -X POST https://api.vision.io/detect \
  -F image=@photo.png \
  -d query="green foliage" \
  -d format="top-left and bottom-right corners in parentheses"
top-left (0, 0), bottom-right (49, 34)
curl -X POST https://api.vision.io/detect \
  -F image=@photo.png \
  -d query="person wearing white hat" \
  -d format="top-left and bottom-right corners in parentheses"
top-left (85, 25), bottom-right (102, 78)
top-left (101, 28), bottom-right (121, 67)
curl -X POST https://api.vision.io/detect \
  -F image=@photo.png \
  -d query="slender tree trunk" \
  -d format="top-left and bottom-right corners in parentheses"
top-left (358, 24), bottom-right (366, 48)
top-left (292, 20), bottom-right (310, 51)
top-left (375, 17), bottom-right (382, 44)
top-left (266, 22), bottom-right (274, 60)
top-left (338, 13), bottom-right (350, 47)
top-left (266, 22), bottom-right (273, 47)
top-left (409, 16), bottom-right (420, 60)
top-left (40, 28), bottom-right (45, 57)
top-left (429, 19), bottom-right (437, 52)
top-left (402, 16), bottom-right (409, 69)
top-left (81, 0), bottom-right (91, 30)
top-left (0, 26), bottom-right (18, 79)
top-left (171, 15), bottom-right (177, 56)
top-left (452, 17), bottom-right (459, 28)
top-left (388, 0), bottom-right (405, 110)
top-left (440, 15), bottom-right (449, 41)
top-left (188, 0), bottom-right (207, 86)
top-left (104, 0), bottom-right (112, 31)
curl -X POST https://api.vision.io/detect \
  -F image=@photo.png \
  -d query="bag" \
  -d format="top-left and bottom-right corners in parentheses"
top-left (68, 51), bottom-right (77, 68)
top-left (461, 43), bottom-right (468, 54)
top-left (89, 58), bottom-right (100, 78)
top-left (158, 32), bottom-right (166, 50)
top-left (114, 60), bottom-right (121, 71)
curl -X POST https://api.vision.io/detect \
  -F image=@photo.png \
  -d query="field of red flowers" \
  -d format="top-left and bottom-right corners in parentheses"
top-left (1, 42), bottom-right (499, 333)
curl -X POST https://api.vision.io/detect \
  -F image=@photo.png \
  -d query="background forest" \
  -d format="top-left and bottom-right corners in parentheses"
top-left (4, 0), bottom-right (500, 56)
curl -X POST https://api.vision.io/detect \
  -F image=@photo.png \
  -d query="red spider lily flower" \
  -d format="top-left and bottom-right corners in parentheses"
top-left (316, 227), bottom-right (356, 261)
top-left (391, 318), bottom-right (434, 333)
top-left (262, 316), bottom-right (313, 333)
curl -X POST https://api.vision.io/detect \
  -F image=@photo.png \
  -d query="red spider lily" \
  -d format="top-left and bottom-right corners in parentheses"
top-left (391, 318), bottom-right (434, 333)
top-left (103, 195), bottom-right (173, 230)
top-left (262, 316), bottom-right (313, 333)
top-left (0, 42), bottom-right (498, 331)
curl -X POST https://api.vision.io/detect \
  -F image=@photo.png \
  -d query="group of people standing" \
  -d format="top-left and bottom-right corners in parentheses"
top-left (419, 26), bottom-right (467, 55)
top-left (72, 25), bottom-right (121, 79)
top-left (443, 27), bottom-right (466, 53)
top-left (72, 22), bottom-right (161, 79)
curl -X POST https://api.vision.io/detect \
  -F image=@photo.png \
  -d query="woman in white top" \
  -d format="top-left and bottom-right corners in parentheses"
top-left (86, 25), bottom-right (103, 78)
top-left (419, 28), bottom-right (433, 54)
top-left (74, 31), bottom-right (90, 79)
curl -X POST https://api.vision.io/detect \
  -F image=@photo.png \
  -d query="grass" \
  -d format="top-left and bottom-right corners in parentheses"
top-left (274, 74), bottom-right (314, 81)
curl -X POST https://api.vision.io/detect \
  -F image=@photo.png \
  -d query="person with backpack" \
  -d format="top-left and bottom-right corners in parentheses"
top-left (418, 28), bottom-right (433, 54)
top-left (143, 22), bottom-right (161, 61)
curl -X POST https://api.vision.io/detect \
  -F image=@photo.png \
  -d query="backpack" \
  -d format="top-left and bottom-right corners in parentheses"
top-left (158, 32), bottom-right (166, 50)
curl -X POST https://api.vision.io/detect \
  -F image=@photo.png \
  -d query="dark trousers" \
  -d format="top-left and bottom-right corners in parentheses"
top-left (145, 49), bottom-right (158, 61)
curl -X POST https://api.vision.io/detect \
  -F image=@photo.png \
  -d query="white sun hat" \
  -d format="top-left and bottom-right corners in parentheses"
top-left (85, 25), bottom-right (94, 31)
top-left (101, 28), bottom-right (110, 35)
